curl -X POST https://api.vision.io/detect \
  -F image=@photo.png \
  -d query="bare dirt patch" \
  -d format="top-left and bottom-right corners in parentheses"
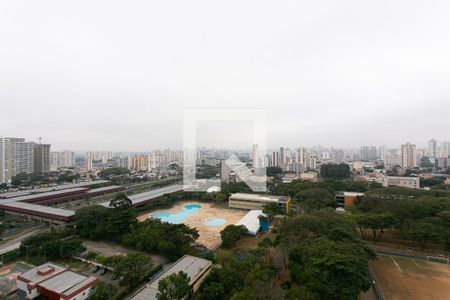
top-left (370, 254), bottom-right (450, 300)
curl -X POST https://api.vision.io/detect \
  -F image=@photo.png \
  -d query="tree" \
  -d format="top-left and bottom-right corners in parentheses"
top-left (114, 253), bottom-right (153, 290)
top-left (289, 236), bottom-right (375, 300)
top-left (420, 156), bottom-right (434, 168)
top-left (402, 221), bottom-right (440, 250)
top-left (74, 205), bottom-right (111, 239)
top-left (258, 237), bottom-right (274, 263)
top-left (214, 192), bottom-right (227, 203)
top-left (122, 219), bottom-right (199, 260)
top-left (157, 271), bottom-right (190, 300)
top-left (262, 203), bottom-right (278, 222)
top-left (266, 167), bottom-right (283, 177)
top-left (109, 192), bottom-right (132, 209)
top-left (88, 282), bottom-right (117, 300)
top-left (197, 282), bottom-right (225, 300)
top-left (98, 167), bottom-right (130, 178)
top-left (354, 212), bottom-right (397, 241)
top-left (296, 188), bottom-right (335, 211)
top-left (220, 225), bottom-right (248, 248)
top-left (0, 222), bottom-right (7, 240)
top-left (320, 163), bottom-right (350, 180)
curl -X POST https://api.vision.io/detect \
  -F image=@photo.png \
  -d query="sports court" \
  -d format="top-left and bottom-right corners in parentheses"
top-left (370, 254), bottom-right (450, 300)
top-left (138, 201), bottom-right (247, 250)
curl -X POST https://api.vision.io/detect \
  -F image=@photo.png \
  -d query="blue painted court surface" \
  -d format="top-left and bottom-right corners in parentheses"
top-left (152, 204), bottom-right (201, 224)
top-left (260, 219), bottom-right (270, 232)
top-left (203, 218), bottom-right (227, 227)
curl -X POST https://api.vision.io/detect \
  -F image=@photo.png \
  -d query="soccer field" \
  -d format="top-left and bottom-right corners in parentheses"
top-left (370, 254), bottom-right (450, 300)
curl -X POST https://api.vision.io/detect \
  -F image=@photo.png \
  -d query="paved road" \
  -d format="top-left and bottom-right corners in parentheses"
top-left (0, 226), bottom-right (46, 255)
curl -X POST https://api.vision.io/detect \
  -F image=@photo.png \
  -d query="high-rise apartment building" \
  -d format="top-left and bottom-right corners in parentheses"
top-left (0, 137), bottom-right (35, 183)
top-left (379, 145), bottom-right (386, 162)
top-left (440, 141), bottom-right (449, 158)
top-left (85, 152), bottom-right (93, 171)
top-left (331, 149), bottom-right (344, 164)
top-left (360, 146), bottom-right (377, 161)
top-left (401, 143), bottom-right (417, 168)
top-left (279, 147), bottom-right (286, 169)
top-left (33, 144), bottom-right (51, 174)
top-left (50, 150), bottom-right (75, 170)
top-left (295, 147), bottom-right (308, 171)
top-left (385, 149), bottom-right (401, 167)
top-left (220, 160), bottom-right (231, 183)
top-left (428, 139), bottom-right (438, 159)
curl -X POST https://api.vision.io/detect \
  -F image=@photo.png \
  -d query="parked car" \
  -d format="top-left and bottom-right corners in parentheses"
top-left (99, 268), bottom-right (107, 275)
top-left (91, 265), bottom-right (100, 273)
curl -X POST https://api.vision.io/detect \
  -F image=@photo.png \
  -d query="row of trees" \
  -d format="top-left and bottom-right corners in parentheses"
top-left (354, 187), bottom-right (450, 250)
top-left (273, 179), bottom-right (381, 197)
top-left (20, 229), bottom-right (85, 261)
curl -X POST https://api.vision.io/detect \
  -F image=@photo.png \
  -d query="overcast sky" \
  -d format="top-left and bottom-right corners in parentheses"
top-left (1, 1), bottom-right (449, 151)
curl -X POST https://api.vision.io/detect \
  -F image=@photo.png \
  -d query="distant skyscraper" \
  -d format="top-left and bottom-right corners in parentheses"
top-left (33, 144), bottom-right (50, 174)
top-left (251, 144), bottom-right (262, 169)
top-left (0, 137), bottom-right (35, 183)
top-left (279, 147), bottom-right (286, 168)
top-left (360, 146), bottom-right (377, 161)
top-left (379, 145), bottom-right (386, 162)
top-left (85, 152), bottom-right (93, 171)
top-left (428, 139), bottom-right (438, 159)
top-left (308, 153), bottom-right (317, 170)
top-left (271, 151), bottom-right (279, 167)
top-left (439, 141), bottom-right (449, 158)
top-left (331, 149), bottom-right (344, 164)
top-left (220, 160), bottom-right (231, 183)
top-left (295, 147), bottom-right (308, 172)
top-left (401, 143), bottom-right (417, 168)
top-left (50, 150), bottom-right (75, 170)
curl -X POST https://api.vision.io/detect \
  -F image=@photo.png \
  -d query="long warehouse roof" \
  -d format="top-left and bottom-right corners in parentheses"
top-left (0, 180), bottom-right (110, 199)
top-left (0, 201), bottom-right (75, 218)
top-left (100, 184), bottom-right (184, 207)
top-left (0, 187), bottom-right (89, 204)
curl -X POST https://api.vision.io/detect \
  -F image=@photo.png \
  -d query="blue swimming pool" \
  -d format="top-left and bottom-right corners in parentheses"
top-left (203, 218), bottom-right (226, 227)
top-left (152, 204), bottom-right (201, 224)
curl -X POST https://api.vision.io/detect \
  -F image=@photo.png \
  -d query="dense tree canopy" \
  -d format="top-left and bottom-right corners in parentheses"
top-left (157, 271), bottom-right (190, 300)
top-left (220, 225), bottom-right (248, 248)
top-left (88, 282), bottom-right (117, 300)
top-left (296, 188), bottom-right (335, 211)
top-left (98, 167), bottom-right (130, 178)
top-left (122, 219), bottom-right (199, 260)
top-left (20, 230), bottom-right (85, 260)
top-left (320, 163), bottom-right (351, 180)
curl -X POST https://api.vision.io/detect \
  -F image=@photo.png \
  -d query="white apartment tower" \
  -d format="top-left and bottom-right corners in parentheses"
top-left (85, 151), bottom-right (93, 171)
top-left (401, 143), bottom-right (417, 168)
top-left (428, 139), bottom-right (438, 159)
top-left (0, 137), bottom-right (35, 183)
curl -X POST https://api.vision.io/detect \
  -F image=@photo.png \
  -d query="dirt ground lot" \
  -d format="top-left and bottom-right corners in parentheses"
top-left (138, 201), bottom-right (247, 250)
top-left (370, 254), bottom-right (450, 300)
top-left (82, 240), bottom-right (167, 266)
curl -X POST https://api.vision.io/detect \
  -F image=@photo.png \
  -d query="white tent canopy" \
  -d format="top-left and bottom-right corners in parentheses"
top-left (235, 210), bottom-right (266, 236)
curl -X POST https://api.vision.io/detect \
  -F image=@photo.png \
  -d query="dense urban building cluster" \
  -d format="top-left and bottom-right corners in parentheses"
top-left (0, 135), bottom-right (449, 300)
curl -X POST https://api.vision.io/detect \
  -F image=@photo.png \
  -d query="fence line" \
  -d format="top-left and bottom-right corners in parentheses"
top-left (367, 241), bottom-right (450, 260)
top-left (368, 266), bottom-right (385, 300)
